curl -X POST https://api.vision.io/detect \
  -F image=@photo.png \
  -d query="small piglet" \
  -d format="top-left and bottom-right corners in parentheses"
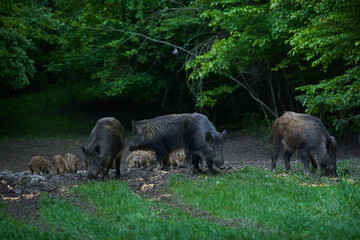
top-left (52, 155), bottom-right (67, 174)
top-left (127, 150), bottom-right (156, 168)
top-left (168, 149), bottom-right (186, 168)
top-left (64, 153), bottom-right (79, 173)
top-left (29, 156), bottom-right (50, 175)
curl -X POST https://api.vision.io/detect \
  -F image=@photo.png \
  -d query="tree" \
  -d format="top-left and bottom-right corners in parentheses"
top-left (0, 0), bottom-right (58, 91)
top-left (272, 0), bottom-right (360, 131)
top-left (185, 0), bottom-right (288, 119)
top-left (50, 0), bottom-right (207, 104)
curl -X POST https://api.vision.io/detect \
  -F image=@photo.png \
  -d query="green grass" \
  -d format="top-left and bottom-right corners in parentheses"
top-left (39, 181), bottom-right (270, 239)
top-left (1, 165), bottom-right (359, 239)
top-left (169, 166), bottom-right (360, 239)
top-left (0, 85), bottom-right (95, 139)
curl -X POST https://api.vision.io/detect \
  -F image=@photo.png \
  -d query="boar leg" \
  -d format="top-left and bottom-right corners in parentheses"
top-left (102, 166), bottom-right (110, 179)
top-left (155, 147), bottom-right (167, 170)
top-left (115, 155), bottom-right (121, 178)
top-left (300, 150), bottom-right (311, 175)
top-left (192, 154), bottom-right (202, 173)
top-left (309, 155), bottom-right (317, 173)
top-left (271, 142), bottom-right (282, 171)
top-left (185, 149), bottom-right (192, 167)
top-left (283, 150), bottom-right (293, 174)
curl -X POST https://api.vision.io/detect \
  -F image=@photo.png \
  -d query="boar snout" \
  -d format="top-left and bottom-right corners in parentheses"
top-left (215, 160), bottom-right (225, 170)
top-left (87, 167), bottom-right (98, 180)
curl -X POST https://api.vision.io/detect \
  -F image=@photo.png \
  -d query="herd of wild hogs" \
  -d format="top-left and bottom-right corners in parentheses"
top-left (29, 111), bottom-right (338, 179)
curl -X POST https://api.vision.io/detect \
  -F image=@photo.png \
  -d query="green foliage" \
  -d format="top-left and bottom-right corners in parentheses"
top-left (186, 0), bottom-right (274, 78)
top-left (296, 67), bottom-right (360, 131)
top-left (271, 0), bottom-right (360, 132)
top-left (0, 0), bottom-right (59, 90)
top-left (1, 0), bottom-right (359, 132)
top-left (185, 0), bottom-right (288, 110)
top-left (170, 167), bottom-right (360, 239)
top-left (197, 84), bottom-right (239, 108)
top-left (49, 0), bottom-right (204, 103)
top-left (185, 0), bottom-right (360, 130)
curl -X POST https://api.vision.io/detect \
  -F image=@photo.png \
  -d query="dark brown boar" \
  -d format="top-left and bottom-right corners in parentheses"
top-left (129, 113), bottom-right (226, 173)
top-left (271, 111), bottom-right (337, 176)
top-left (52, 155), bottom-right (67, 174)
top-left (64, 153), bottom-right (79, 173)
top-left (81, 117), bottom-right (125, 179)
top-left (29, 156), bottom-right (50, 175)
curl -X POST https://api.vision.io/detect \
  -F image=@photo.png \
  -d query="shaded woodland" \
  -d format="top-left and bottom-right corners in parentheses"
top-left (1, 0), bottom-right (359, 133)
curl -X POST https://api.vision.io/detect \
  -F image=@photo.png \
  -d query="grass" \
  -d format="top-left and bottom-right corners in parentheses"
top-left (169, 166), bottom-right (360, 239)
top-left (0, 85), bottom-right (95, 139)
top-left (40, 181), bottom-right (269, 239)
top-left (0, 164), bottom-right (359, 239)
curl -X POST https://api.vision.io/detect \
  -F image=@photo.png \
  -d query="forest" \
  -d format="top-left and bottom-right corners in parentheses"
top-left (1, 0), bottom-right (359, 134)
top-left (1, 1), bottom-right (360, 239)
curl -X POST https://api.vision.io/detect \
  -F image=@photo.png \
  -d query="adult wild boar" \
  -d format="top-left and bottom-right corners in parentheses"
top-left (183, 116), bottom-right (226, 173)
top-left (271, 111), bottom-right (337, 176)
top-left (81, 117), bottom-right (125, 179)
top-left (129, 113), bottom-right (226, 173)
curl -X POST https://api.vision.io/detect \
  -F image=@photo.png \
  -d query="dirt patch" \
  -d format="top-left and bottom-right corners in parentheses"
top-left (0, 132), bottom-right (359, 225)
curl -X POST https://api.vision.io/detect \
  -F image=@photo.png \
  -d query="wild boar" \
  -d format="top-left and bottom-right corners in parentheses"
top-left (183, 115), bottom-right (226, 173)
top-left (81, 117), bottom-right (125, 179)
top-left (52, 155), bottom-right (67, 174)
top-left (271, 111), bottom-right (337, 176)
top-left (129, 113), bottom-right (226, 173)
top-left (127, 150), bottom-right (156, 168)
top-left (168, 149), bottom-right (186, 168)
top-left (64, 153), bottom-right (79, 173)
top-left (29, 155), bottom-right (50, 175)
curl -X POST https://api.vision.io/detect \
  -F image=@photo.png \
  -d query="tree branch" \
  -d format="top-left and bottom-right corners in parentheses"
top-left (227, 75), bottom-right (278, 118)
top-left (87, 26), bottom-right (198, 57)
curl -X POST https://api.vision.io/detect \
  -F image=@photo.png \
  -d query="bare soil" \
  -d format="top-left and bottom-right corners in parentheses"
top-left (1, 132), bottom-right (359, 226)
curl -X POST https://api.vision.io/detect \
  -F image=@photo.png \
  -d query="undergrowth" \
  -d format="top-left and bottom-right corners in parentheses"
top-left (0, 85), bottom-right (95, 139)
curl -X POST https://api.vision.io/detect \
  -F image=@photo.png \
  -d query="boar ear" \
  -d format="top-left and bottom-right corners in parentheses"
top-left (135, 124), bottom-right (144, 135)
top-left (220, 130), bottom-right (227, 139)
top-left (205, 132), bottom-right (214, 143)
top-left (326, 136), bottom-right (336, 149)
top-left (131, 121), bottom-right (137, 133)
top-left (81, 145), bottom-right (87, 154)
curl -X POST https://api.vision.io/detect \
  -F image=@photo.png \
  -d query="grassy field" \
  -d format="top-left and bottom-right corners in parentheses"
top-left (0, 85), bottom-right (95, 139)
top-left (1, 163), bottom-right (359, 239)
